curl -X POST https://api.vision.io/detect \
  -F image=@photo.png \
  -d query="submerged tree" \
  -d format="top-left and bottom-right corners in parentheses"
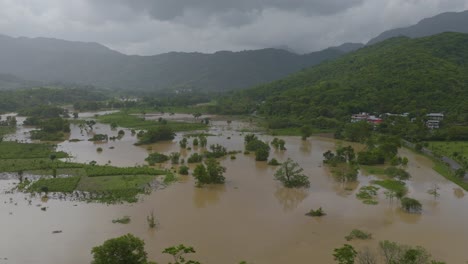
top-left (91, 234), bottom-right (148, 264)
top-left (401, 197), bottom-right (422, 213)
top-left (193, 158), bottom-right (226, 186)
top-left (162, 244), bottom-right (200, 264)
top-left (427, 183), bottom-right (440, 200)
top-left (333, 244), bottom-right (357, 264)
top-left (274, 158), bottom-right (310, 188)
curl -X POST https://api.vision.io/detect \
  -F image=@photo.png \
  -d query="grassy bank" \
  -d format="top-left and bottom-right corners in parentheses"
top-left (428, 141), bottom-right (468, 167)
top-left (96, 111), bottom-right (207, 131)
top-left (433, 162), bottom-right (468, 191)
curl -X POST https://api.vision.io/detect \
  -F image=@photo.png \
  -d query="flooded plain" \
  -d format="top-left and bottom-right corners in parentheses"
top-left (1, 112), bottom-right (467, 264)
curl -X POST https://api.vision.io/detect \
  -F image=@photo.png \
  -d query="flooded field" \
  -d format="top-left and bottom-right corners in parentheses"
top-left (1, 112), bottom-right (467, 264)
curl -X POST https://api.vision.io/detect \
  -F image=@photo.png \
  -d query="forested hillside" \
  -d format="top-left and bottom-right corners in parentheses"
top-left (216, 33), bottom-right (468, 125)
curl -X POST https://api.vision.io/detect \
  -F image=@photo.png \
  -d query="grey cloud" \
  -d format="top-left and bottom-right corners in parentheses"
top-left (0, 0), bottom-right (467, 55)
top-left (90, 0), bottom-right (365, 25)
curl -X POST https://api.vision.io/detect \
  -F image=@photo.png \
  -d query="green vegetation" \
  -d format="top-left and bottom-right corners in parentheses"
top-left (0, 87), bottom-right (108, 113)
top-left (0, 141), bottom-right (67, 159)
top-left (433, 162), bottom-right (468, 191)
top-left (163, 173), bottom-right (177, 184)
top-left (373, 180), bottom-right (407, 199)
top-left (0, 141), bottom-right (168, 203)
top-left (178, 165), bottom-right (189, 175)
top-left (218, 33), bottom-right (468, 134)
top-left (193, 158), bottom-right (226, 186)
top-left (244, 134), bottom-right (270, 161)
top-left (91, 234), bottom-right (149, 264)
top-left (205, 144), bottom-right (227, 158)
top-left (323, 145), bottom-right (358, 184)
top-left (145, 153), bottom-right (169, 165)
top-left (385, 166), bottom-right (411, 180)
top-left (274, 158), bottom-right (310, 188)
top-left (112, 216), bottom-right (131, 224)
top-left (84, 166), bottom-right (163, 177)
top-left (267, 158), bottom-right (281, 166)
top-left (345, 229), bottom-right (372, 241)
top-left (333, 241), bottom-right (446, 264)
top-left (305, 207), bottom-right (325, 217)
top-left (187, 153), bottom-right (203, 163)
top-left (355, 186), bottom-right (379, 205)
top-left (333, 244), bottom-right (357, 264)
top-left (136, 126), bottom-right (175, 145)
top-left (401, 197), bottom-right (423, 213)
top-left (97, 111), bottom-right (207, 132)
top-left (360, 165), bottom-right (386, 175)
top-left (428, 141), bottom-right (468, 168)
top-left (28, 177), bottom-right (80, 193)
top-left (271, 138), bottom-right (286, 150)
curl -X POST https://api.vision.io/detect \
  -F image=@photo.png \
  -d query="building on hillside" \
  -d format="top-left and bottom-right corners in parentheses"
top-left (426, 113), bottom-right (444, 129)
top-left (381, 113), bottom-right (409, 118)
top-left (350, 112), bottom-right (382, 125)
top-left (367, 115), bottom-right (383, 125)
top-left (427, 113), bottom-right (444, 121)
top-left (426, 120), bottom-right (440, 129)
top-left (351, 113), bottom-right (369, 123)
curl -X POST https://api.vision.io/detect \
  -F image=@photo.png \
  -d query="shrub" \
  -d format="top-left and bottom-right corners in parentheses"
top-left (187, 153), bottom-right (203, 163)
top-left (112, 216), bottom-right (131, 224)
top-left (268, 158), bottom-right (281, 166)
top-left (345, 229), bottom-right (372, 241)
top-left (145, 153), bottom-right (169, 165)
top-left (178, 165), bottom-right (189, 175)
top-left (305, 207), bottom-right (325, 217)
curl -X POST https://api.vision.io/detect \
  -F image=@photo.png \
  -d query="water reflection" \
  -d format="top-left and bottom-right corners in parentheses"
top-left (193, 185), bottom-right (226, 208)
top-left (274, 186), bottom-right (308, 211)
top-left (300, 140), bottom-right (312, 154)
top-left (453, 188), bottom-right (465, 198)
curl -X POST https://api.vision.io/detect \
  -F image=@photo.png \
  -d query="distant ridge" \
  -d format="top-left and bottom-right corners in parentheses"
top-left (368, 10), bottom-right (468, 45)
top-left (0, 34), bottom-right (345, 92)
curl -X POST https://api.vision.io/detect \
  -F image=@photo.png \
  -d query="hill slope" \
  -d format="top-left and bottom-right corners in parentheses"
top-left (219, 33), bottom-right (468, 122)
top-left (368, 10), bottom-right (468, 45)
top-left (0, 34), bottom-right (344, 92)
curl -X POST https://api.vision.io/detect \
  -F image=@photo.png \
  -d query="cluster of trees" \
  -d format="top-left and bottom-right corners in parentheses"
top-left (137, 127), bottom-right (175, 145)
top-left (323, 145), bottom-right (358, 183)
top-left (0, 87), bottom-right (108, 113)
top-left (333, 240), bottom-right (445, 264)
top-left (244, 134), bottom-right (270, 161)
top-left (193, 158), bottom-right (226, 186)
top-left (356, 136), bottom-right (401, 166)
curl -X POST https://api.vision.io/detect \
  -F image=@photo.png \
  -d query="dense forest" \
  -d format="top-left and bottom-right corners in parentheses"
top-left (214, 33), bottom-right (468, 127)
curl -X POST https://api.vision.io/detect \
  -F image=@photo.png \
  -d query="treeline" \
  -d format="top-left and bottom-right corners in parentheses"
top-left (0, 87), bottom-right (108, 113)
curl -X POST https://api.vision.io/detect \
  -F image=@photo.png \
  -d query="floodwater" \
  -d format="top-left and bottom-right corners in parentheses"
top-left (1, 112), bottom-right (467, 264)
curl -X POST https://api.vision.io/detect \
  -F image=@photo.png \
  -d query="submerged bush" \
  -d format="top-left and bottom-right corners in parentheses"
top-left (345, 229), bottom-right (372, 241)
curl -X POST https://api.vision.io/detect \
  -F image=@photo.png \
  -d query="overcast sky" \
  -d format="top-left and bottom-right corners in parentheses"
top-left (0, 0), bottom-right (467, 55)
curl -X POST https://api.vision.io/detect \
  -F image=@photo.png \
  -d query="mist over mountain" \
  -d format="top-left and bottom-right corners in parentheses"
top-left (368, 10), bottom-right (468, 45)
top-left (0, 34), bottom-right (344, 92)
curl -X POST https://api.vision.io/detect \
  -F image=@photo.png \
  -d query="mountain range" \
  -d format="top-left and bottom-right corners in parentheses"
top-left (0, 34), bottom-right (344, 92)
top-left (0, 10), bottom-right (467, 92)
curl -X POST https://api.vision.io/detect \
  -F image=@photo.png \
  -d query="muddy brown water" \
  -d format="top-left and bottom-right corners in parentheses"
top-left (0, 112), bottom-right (467, 263)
